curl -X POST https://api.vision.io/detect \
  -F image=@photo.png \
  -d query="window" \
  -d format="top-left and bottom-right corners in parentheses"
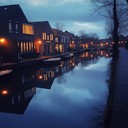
top-left (47, 35), bottom-right (49, 40)
top-left (17, 42), bottom-right (20, 47)
top-left (29, 42), bottom-right (34, 52)
top-left (15, 22), bottom-right (19, 33)
top-left (55, 37), bottom-right (58, 43)
top-left (21, 42), bottom-right (23, 53)
top-left (9, 20), bottom-right (12, 33)
top-left (42, 32), bottom-right (46, 40)
top-left (61, 38), bottom-right (63, 43)
top-left (24, 43), bottom-right (26, 52)
top-left (26, 42), bottom-right (29, 52)
top-left (50, 34), bottom-right (53, 41)
top-left (22, 24), bottom-right (34, 35)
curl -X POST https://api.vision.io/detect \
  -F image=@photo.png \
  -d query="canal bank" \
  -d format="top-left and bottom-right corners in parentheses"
top-left (105, 47), bottom-right (128, 128)
top-left (0, 49), bottom-right (88, 70)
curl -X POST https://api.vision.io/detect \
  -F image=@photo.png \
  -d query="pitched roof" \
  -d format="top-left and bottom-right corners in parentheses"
top-left (32, 21), bottom-right (53, 34)
top-left (0, 4), bottom-right (28, 22)
top-left (52, 28), bottom-right (60, 36)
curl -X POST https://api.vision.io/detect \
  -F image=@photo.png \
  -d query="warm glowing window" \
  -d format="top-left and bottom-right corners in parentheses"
top-left (42, 32), bottom-right (46, 40)
top-left (29, 42), bottom-right (33, 52)
top-left (21, 42), bottom-right (24, 53)
top-left (22, 24), bottom-right (34, 35)
top-left (24, 42), bottom-right (26, 52)
top-left (59, 44), bottom-right (63, 53)
top-left (26, 42), bottom-right (29, 52)
top-left (50, 34), bottom-right (53, 41)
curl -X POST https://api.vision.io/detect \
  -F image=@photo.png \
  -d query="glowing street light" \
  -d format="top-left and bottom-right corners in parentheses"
top-left (38, 40), bottom-right (42, 44)
top-left (0, 38), bottom-right (5, 44)
top-left (1, 89), bottom-right (8, 95)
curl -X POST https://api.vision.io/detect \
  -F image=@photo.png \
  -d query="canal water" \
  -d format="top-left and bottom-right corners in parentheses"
top-left (0, 50), bottom-right (112, 128)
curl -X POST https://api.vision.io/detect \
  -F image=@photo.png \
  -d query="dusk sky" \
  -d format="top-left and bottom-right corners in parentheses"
top-left (0, 0), bottom-right (106, 38)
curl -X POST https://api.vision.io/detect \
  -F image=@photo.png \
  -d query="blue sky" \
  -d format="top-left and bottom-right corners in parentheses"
top-left (0, 0), bottom-right (106, 38)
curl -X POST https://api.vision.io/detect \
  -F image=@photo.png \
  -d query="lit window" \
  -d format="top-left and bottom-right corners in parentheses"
top-left (22, 24), bottom-right (34, 35)
top-left (24, 42), bottom-right (26, 52)
top-left (21, 42), bottom-right (23, 53)
top-left (47, 35), bottom-right (49, 40)
top-left (42, 32), bottom-right (46, 40)
top-left (29, 42), bottom-right (34, 52)
top-left (26, 42), bottom-right (29, 52)
top-left (50, 34), bottom-right (53, 41)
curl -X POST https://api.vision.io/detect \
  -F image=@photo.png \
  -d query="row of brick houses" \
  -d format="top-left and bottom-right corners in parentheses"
top-left (0, 4), bottom-right (84, 63)
top-left (0, 4), bottom-right (114, 63)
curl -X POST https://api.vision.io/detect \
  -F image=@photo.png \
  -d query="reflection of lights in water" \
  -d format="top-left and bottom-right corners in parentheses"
top-left (82, 54), bottom-right (84, 58)
top-left (1, 90), bottom-right (8, 95)
top-left (38, 75), bottom-right (43, 80)
top-left (106, 53), bottom-right (108, 58)
top-left (91, 54), bottom-right (93, 58)
top-left (72, 63), bottom-right (75, 66)
top-left (100, 51), bottom-right (103, 56)
top-left (85, 52), bottom-right (89, 58)
top-left (59, 62), bottom-right (63, 67)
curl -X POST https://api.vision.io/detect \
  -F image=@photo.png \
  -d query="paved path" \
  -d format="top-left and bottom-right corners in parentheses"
top-left (110, 47), bottom-right (128, 128)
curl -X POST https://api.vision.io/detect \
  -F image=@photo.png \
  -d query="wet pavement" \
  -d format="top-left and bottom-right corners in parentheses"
top-left (110, 47), bottom-right (128, 128)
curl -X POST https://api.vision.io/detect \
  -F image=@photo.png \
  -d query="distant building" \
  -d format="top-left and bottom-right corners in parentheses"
top-left (0, 4), bottom-right (35, 62)
top-left (32, 21), bottom-right (55, 56)
top-left (52, 28), bottom-right (70, 54)
top-left (64, 31), bottom-right (80, 51)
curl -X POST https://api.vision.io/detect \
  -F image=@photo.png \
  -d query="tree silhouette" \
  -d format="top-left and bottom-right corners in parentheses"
top-left (90, 0), bottom-right (128, 60)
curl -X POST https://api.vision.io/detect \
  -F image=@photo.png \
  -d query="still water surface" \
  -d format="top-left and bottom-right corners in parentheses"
top-left (0, 51), bottom-right (111, 128)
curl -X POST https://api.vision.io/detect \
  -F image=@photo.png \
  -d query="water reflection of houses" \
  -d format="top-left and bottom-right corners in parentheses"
top-left (0, 51), bottom-right (112, 114)
top-left (0, 58), bottom-right (78, 114)
top-left (36, 67), bottom-right (57, 89)
top-left (0, 71), bottom-right (36, 114)
top-left (0, 5), bottom-right (35, 63)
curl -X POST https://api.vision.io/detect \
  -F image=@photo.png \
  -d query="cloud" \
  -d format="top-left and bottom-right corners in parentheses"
top-left (74, 22), bottom-right (103, 29)
top-left (26, 0), bottom-right (48, 6)
top-left (26, 0), bottom-right (86, 6)
top-left (55, 0), bottom-right (85, 5)
top-left (0, 0), bottom-right (106, 38)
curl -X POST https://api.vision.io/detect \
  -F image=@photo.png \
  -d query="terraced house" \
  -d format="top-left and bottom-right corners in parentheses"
top-left (32, 21), bottom-right (55, 56)
top-left (0, 4), bottom-right (35, 62)
top-left (52, 28), bottom-right (70, 54)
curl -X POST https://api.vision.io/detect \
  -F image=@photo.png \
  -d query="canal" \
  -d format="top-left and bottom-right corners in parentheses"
top-left (0, 50), bottom-right (112, 128)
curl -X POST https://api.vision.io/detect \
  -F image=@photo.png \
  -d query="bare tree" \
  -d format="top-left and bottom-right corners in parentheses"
top-left (55, 22), bottom-right (65, 31)
top-left (90, 0), bottom-right (128, 59)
